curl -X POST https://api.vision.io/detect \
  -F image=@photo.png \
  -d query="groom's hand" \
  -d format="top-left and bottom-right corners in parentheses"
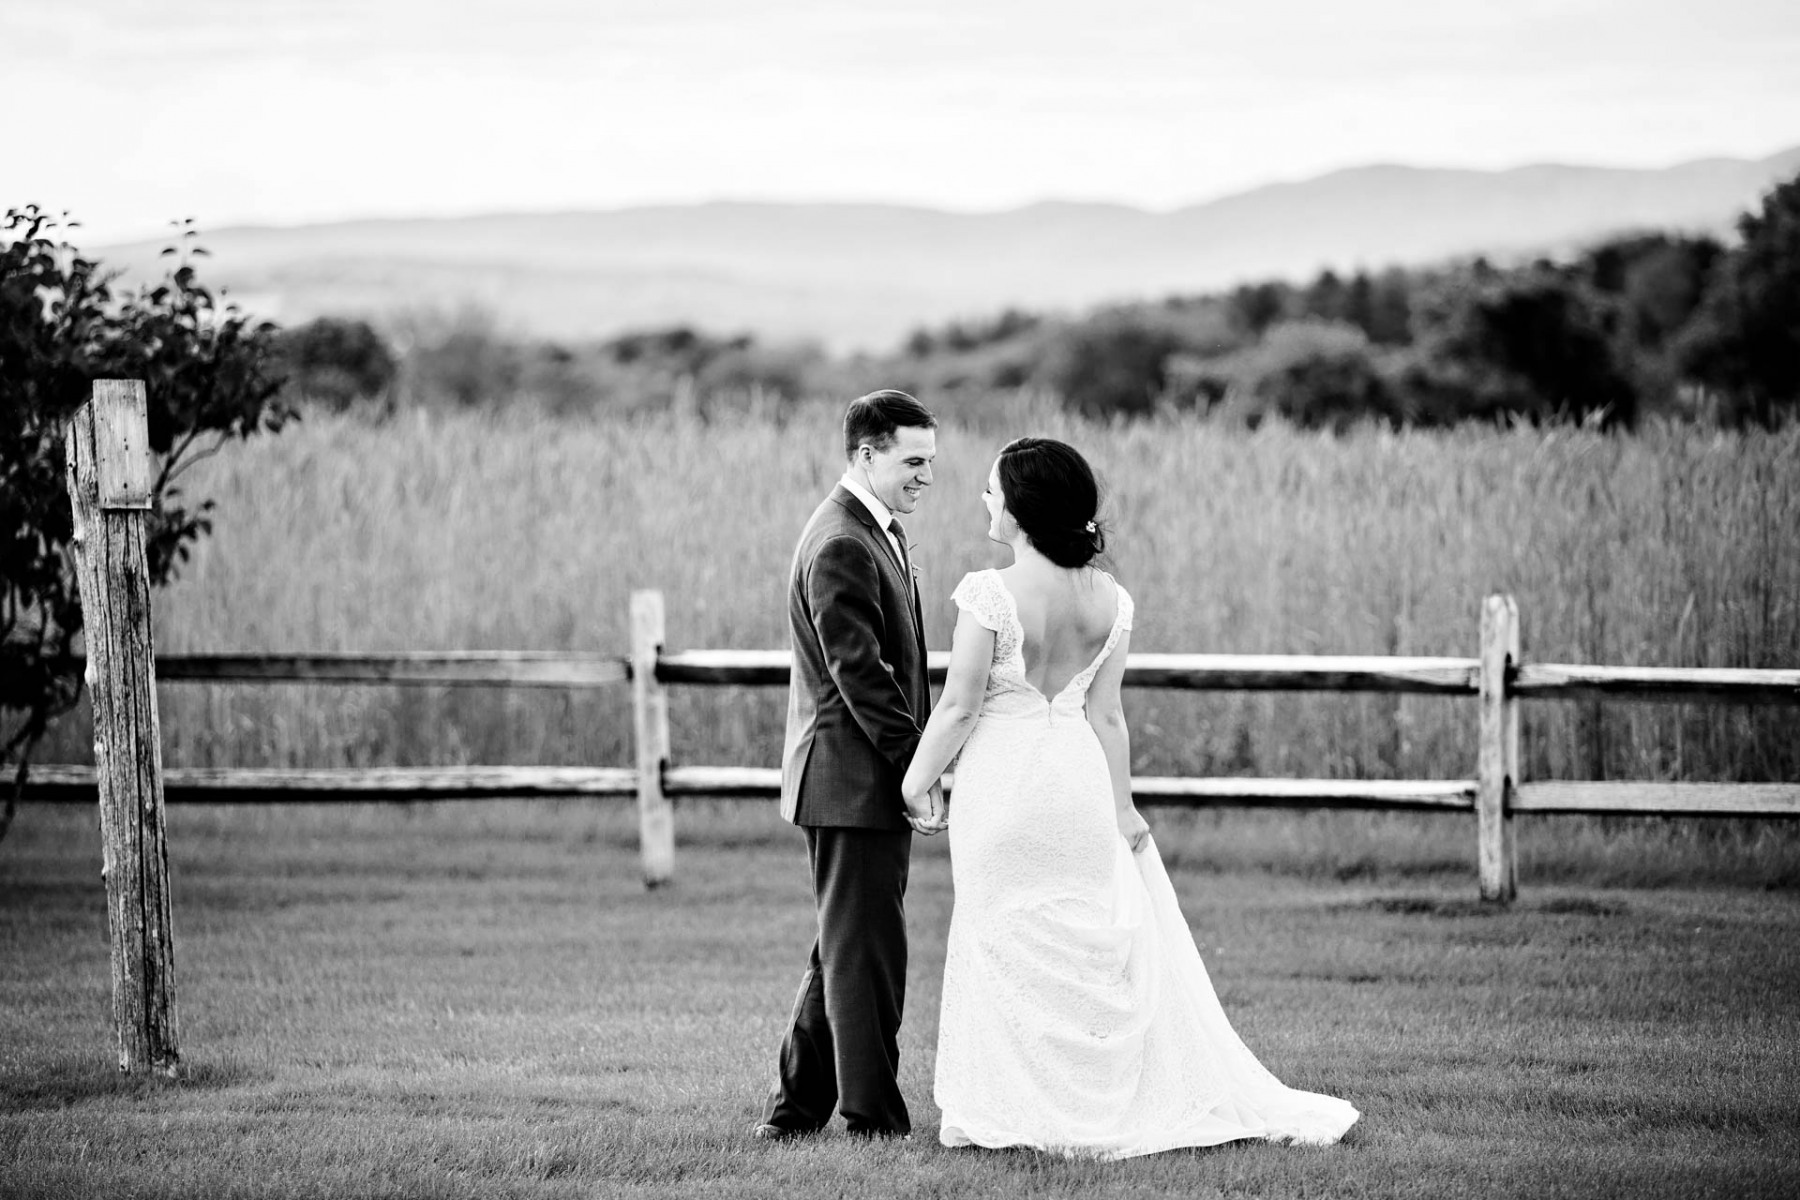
top-left (903, 806), bottom-right (941, 836)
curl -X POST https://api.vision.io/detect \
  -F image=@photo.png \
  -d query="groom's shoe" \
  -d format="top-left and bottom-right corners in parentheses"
top-left (751, 1122), bottom-right (819, 1142)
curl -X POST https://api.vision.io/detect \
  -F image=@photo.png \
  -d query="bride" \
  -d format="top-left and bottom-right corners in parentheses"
top-left (899, 436), bottom-right (1359, 1157)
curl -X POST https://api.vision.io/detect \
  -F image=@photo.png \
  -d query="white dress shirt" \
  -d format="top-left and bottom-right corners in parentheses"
top-left (839, 471), bottom-right (906, 565)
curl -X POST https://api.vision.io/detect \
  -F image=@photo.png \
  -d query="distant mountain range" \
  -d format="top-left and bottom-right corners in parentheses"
top-left (94, 145), bottom-right (1800, 353)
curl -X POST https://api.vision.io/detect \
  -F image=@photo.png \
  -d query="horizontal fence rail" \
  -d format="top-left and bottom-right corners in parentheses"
top-left (628, 773), bottom-right (1489, 811)
top-left (658, 654), bottom-right (1800, 700)
top-left (656, 650), bottom-right (1486, 693)
top-left (34, 591), bottom-right (1800, 899)
top-left (1512, 781), bottom-right (1800, 817)
top-left (81, 652), bottom-right (632, 688)
top-left (27, 765), bottom-right (1494, 811)
top-left (77, 652), bottom-right (1799, 701)
top-left (1512, 663), bottom-right (1800, 705)
top-left (28, 764), bottom-right (638, 803)
top-left (1118, 654), bottom-right (1482, 694)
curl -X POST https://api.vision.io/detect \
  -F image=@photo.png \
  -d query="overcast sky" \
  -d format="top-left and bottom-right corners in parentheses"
top-left (8, 0), bottom-right (1798, 244)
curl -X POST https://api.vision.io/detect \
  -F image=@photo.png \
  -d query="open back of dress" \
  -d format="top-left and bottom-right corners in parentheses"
top-left (1003, 569), bottom-right (1120, 701)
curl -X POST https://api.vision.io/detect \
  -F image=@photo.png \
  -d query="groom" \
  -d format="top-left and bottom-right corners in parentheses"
top-left (756, 389), bottom-right (945, 1141)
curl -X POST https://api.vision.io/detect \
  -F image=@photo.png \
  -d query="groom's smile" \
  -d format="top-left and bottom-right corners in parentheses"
top-left (859, 425), bottom-right (937, 516)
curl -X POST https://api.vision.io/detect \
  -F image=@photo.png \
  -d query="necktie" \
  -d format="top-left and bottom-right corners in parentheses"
top-left (888, 518), bottom-right (914, 594)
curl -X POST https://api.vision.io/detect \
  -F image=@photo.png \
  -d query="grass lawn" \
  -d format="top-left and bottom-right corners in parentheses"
top-left (2, 800), bottom-right (1797, 1199)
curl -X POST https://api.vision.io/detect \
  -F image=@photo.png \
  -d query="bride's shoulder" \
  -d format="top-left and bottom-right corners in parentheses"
top-left (951, 568), bottom-right (1010, 629)
top-left (1097, 570), bottom-right (1135, 630)
top-left (953, 566), bottom-right (1003, 594)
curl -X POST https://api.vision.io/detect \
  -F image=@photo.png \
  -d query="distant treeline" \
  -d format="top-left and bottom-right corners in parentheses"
top-left (279, 171), bottom-right (1800, 429)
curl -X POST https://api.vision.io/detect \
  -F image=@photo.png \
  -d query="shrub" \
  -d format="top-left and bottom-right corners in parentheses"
top-left (1676, 172), bottom-right (1800, 427)
top-left (1, 208), bottom-right (291, 838)
top-left (1038, 309), bottom-right (1187, 419)
top-left (695, 340), bottom-right (826, 401)
top-left (403, 307), bottom-right (522, 408)
top-left (1212, 320), bottom-right (1403, 431)
top-left (1405, 263), bottom-right (1640, 426)
top-left (278, 316), bottom-right (396, 410)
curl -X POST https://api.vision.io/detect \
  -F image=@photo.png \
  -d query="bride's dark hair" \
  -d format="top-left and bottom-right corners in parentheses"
top-left (996, 436), bottom-right (1106, 569)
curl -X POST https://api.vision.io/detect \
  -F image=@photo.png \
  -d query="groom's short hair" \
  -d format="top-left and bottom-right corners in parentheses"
top-left (844, 390), bottom-right (936, 460)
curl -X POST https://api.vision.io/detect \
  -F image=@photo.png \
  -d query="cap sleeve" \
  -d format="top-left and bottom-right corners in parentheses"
top-left (952, 570), bottom-right (1008, 633)
top-left (1114, 580), bottom-right (1134, 633)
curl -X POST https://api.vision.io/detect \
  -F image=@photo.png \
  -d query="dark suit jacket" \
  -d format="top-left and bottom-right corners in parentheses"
top-left (781, 485), bottom-right (930, 830)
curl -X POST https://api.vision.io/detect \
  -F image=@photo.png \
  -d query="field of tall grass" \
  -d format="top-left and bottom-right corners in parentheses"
top-left (32, 394), bottom-right (1800, 880)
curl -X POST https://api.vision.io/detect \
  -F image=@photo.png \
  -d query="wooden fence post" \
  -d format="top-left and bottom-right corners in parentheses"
top-left (1477, 594), bottom-right (1520, 903)
top-left (632, 590), bottom-right (674, 887)
top-left (65, 380), bottom-right (181, 1075)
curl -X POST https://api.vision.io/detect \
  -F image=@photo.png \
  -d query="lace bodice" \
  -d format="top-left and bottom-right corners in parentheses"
top-left (951, 568), bottom-right (1134, 721)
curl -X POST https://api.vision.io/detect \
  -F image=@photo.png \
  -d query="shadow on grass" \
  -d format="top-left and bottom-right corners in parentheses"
top-left (1532, 896), bottom-right (1629, 917)
top-left (1757, 864), bottom-right (1800, 892)
top-left (928, 1124), bottom-right (1365, 1168)
top-left (1328, 894), bottom-right (1632, 919)
top-left (0, 1055), bottom-right (269, 1113)
top-left (1338, 896), bottom-right (1509, 919)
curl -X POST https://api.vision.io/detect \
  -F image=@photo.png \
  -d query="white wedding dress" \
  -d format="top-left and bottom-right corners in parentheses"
top-left (933, 569), bottom-right (1359, 1157)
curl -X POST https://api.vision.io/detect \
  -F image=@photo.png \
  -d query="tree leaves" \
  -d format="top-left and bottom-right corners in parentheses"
top-left (1, 206), bottom-right (293, 840)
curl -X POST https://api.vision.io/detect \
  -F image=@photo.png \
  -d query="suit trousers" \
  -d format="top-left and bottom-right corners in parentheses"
top-left (764, 825), bottom-right (912, 1135)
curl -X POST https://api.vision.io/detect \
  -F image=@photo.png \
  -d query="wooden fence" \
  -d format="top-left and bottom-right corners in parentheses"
top-left (37, 382), bottom-right (1800, 1080)
top-left (31, 590), bottom-right (1800, 901)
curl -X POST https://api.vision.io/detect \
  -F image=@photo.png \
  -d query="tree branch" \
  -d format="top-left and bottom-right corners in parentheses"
top-left (161, 430), bottom-right (233, 490)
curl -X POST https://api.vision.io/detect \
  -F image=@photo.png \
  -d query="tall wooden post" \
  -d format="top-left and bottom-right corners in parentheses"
top-left (631, 590), bottom-right (675, 887)
top-left (1477, 594), bottom-right (1520, 903)
top-left (65, 380), bottom-right (181, 1074)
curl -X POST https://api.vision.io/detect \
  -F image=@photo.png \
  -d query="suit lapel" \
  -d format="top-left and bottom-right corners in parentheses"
top-left (830, 485), bottom-right (922, 641)
top-left (830, 486), bottom-right (907, 576)
top-left (831, 486), bottom-right (907, 577)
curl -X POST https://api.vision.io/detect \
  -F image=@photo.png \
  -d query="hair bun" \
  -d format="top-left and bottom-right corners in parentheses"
top-left (996, 437), bottom-right (1106, 569)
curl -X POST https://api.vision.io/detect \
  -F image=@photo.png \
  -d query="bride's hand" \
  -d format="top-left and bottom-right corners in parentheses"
top-left (1118, 806), bottom-right (1150, 852)
top-left (904, 781), bottom-right (947, 835)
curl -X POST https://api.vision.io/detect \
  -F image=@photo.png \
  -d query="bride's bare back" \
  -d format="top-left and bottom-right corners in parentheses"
top-left (998, 563), bottom-right (1120, 699)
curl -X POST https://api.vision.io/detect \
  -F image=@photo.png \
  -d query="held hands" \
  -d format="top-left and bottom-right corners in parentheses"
top-left (905, 780), bottom-right (949, 836)
top-left (1118, 805), bottom-right (1151, 853)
